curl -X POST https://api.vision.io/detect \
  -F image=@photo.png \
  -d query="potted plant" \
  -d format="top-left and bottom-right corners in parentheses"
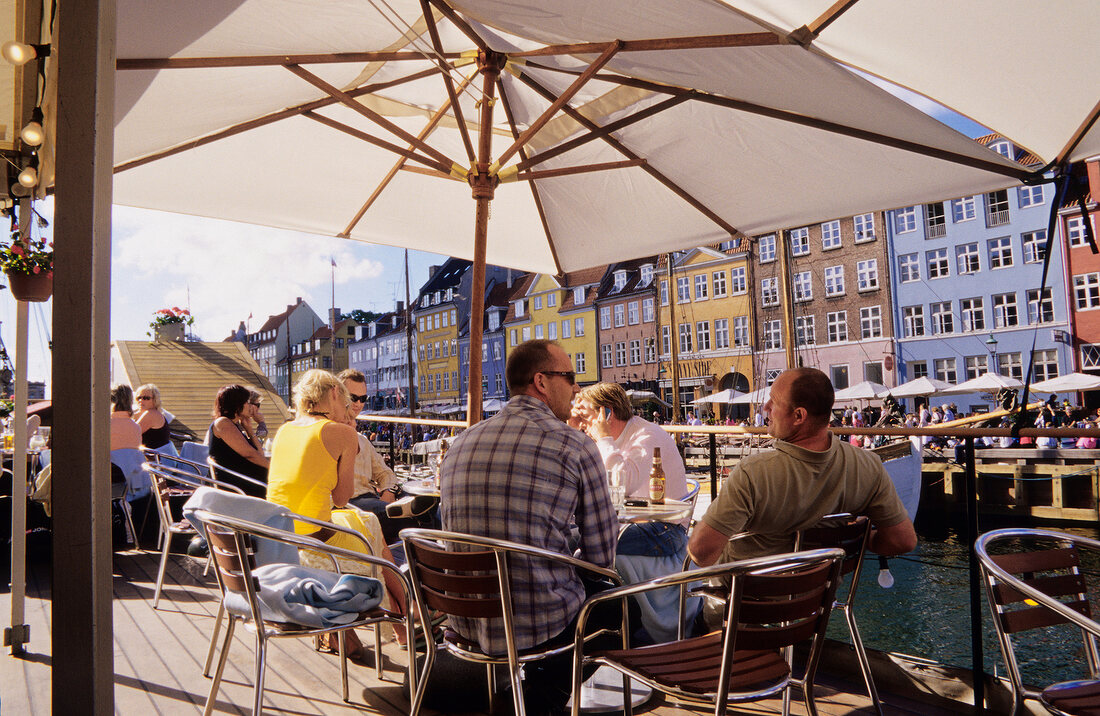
top-left (1, 230), bottom-right (53, 302)
top-left (149, 307), bottom-right (194, 342)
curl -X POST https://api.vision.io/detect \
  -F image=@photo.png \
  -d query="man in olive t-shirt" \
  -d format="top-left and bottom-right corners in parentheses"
top-left (688, 368), bottom-right (917, 567)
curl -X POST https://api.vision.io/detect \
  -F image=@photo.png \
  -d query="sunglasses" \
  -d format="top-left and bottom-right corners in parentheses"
top-left (538, 370), bottom-right (576, 385)
top-left (137, 395), bottom-right (153, 401)
top-left (349, 393), bottom-right (369, 403)
top-left (249, 401), bottom-right (261, 407)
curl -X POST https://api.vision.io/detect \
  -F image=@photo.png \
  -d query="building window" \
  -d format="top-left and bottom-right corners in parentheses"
top-left (956, 243), bottom-right (980, 274)
top-left (988, 236), bottom-right (1013, 269)
top-left (763, 320), bottom-right (782, 350)
top-left (642, 298), bottom-right (654, 323)
top-left (910, 361), bottom-right (928, 379)
top-left (601, 344), bottom-right (613, 368)
top-left (902, 305), bottom-right (925, 337)
top-left (676, 276), bottom-right (690, 303)
top-left (898, 253), bottom-right (920, 283)
top-left (600, 306), bottom-right (611, 329)
top-left (733, 316), bottom-right (750, 347)
top-left (789, 227), bottom-right (810, 256)
top-left (533, 295), bottom-right (542, 310)
top-left (1018, 184), bottom-right (1044, 208)
top-left (927, 248), bottom-right (950, 278)
top-left (821, 220), bottom-right (841, 250)
top-left (929, 301), bottom-right (953, 334)
top-left (953, 196), bottom-right (976, 223)
top-left (443, 372), bottom-right (450, 391)
top-left (854, 213), bottom-right (875, 242)
top-left (561, 319), bottom-right (571, 338)
top-left (934, 357), bottom-right (957, 384)
top-left (992, 293), bottom-right (1019, 328)
top-left (679, 324), bottom-right (693, 353)
top-left (997, 352), bottom-right (1024, 380)
top-left (575, 317), bottom-right (584, 336)
top-left (696, 321), bottom-right (711, 351)
top-left (714, 318), bottom-right (730, 349)
top-left (795, 316), bottom-right (815, 346)
top-left (1022, 230), bottom-right (1047, 264)
top-left (510, 329), bottom-right (517, 346)
top-left (613, 304), bottom-right (625, 327)
top-left (644, 338), bottom-right (656, 363)
top-left (547, 293), bottom-right (556, 307)
top-left (895, 207), bottom-right (917, 234)
top-left (1068, 216), bottom-right (1090, 247)
top-left (495, 374), bottom-right (504, 393)
top-left (793, 271), bottom-right (812, 302)
top-left (758, 234), bottom-right (776, 262)
top-left (616, 342), bottom-right (627, 366)
top-left (1074, 273), bottom-right (1100, 309)
top-left (985, 190), bottom-right (1010, 227)
top-left (856, 259), bottom-right (879, 291)
top-left (860, 306), bottom-right (882, 339)
top-left (661, 325), bottom-right (671, 355)
top-left (522, 326), bottom-right (531, 341)
top-left (730, 266), bottom-right (747, 294)
top-left (712, 271), bottom-right (727, 297)
top-left (964, 355), bottom-right (989, 380)
top-left (823, 265), bottom-right (845, 296)
top-left (761, 277), bottom-right (779, 306)
top-left (627, 301), bottom-right (639, 325)
top-left (640, 264), bottom-right (654, 286)
top-left (494, 342), bottom-right (502, 360)
top-left (694, 274), bottom-right (708, 300)
top-left (548, 321), bottom-right (557, 340)
top-left (960, 297), bottom-right (985, 332)
top-left (864, 361), bottom-right (884, 384)
top-left (830, 365), bottom-right (850, 390)
top-left (827, 311), bottom-right (847, 343)
top-left (612, 271), bottom-right (627, 291)
top-left (924, 202), bottom-right (946, 238)
top-left (660, 280), bottom-right (669, 306)
top-left (575, 352), bottom-right (586, 374)
top-left (1032, 349), bottom-right (1058, 382)
top-left (534, 324), bottom-right (544, 339)
top-left (1082, 344), bottom-right (1100, 370)
top-left (1027, 288), bottom-right (1054, 324)
top-left (574, 287), bottom-right (585, 304)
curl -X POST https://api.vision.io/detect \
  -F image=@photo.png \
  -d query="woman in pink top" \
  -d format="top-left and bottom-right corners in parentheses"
top-left (110, 384), bottom-right (141, 451)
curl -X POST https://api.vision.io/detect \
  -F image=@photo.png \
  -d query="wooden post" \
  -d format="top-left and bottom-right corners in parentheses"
top-left (777, 229), bottom-right (797, 370)
top-left (52, 0), bottom-right (116, 712)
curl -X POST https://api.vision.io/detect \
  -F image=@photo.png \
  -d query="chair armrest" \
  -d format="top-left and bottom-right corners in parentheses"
top-left (681, 530), bottom-right (754, 571)
top-left (144, 462), bottom-right (246, 495)
top-left (285, 511), bottom-right (379, 557)
top-left (206, 458), bottom-right (269, 491)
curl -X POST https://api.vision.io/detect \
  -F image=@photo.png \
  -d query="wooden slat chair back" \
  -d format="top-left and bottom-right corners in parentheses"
top-left (401, 528), bottom-right (623, 716)
top-left (570, 547), bottom-right (845, 716)
top-left (977, 528), bottom-right (1100, 716)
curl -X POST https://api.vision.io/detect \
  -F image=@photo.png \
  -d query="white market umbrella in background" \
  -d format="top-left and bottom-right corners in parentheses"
top-left (482, 398), bottom-right (506, 412)
top-left (878, 376), bottom-right (953, 399)
top-left (1029, 372), bottom-right (1100, 394)
top-left (940, 372), bottom-right (1025, 395)
top-left (732, 386), bottom-right (772, 405)
top-left (691, 388), bottom-right (745, 405)
top-left (834, 380), bottom-right (889, 401)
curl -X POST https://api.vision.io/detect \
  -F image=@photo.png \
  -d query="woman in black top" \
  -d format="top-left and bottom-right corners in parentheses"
top-left (135, 383), bottom-right (176, 455)
top-left (207, 384), bottom-right (269, 497)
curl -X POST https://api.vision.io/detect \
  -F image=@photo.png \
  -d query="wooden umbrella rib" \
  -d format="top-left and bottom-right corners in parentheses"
top-left (116, 50), bottom-right (459, 71)
top-left (515, 70), bottom-right (741, 237)
top-left (398, 165), bottom-right (463, 180)
top-left (497, 77), bottom-right (564, 277)
top-left (285, 63), bottom-right (458, 170)
top-left (510, 32), bottom-right (781, 59)
top-left (426, 0), bottom-right (490, 53)
top-left (114, 66), bottom-right (441, 174)
top-left (494, 41), bottom-right (621, 170)
top-left (303, 110), bottom-right (453, 175)
top-left (516, 159), bottom-right (645, 181)
top-left (419, 0), bottom-right (476, 165)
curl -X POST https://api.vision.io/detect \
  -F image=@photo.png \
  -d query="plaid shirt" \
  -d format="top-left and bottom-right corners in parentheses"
top-left (439, 395), bottom-right (617, 654)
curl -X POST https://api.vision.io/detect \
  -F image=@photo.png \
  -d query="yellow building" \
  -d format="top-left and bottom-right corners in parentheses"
top-left (658, 246), bottom-right (754, 417)
top-left (414, 261), bottom-right (468, 410)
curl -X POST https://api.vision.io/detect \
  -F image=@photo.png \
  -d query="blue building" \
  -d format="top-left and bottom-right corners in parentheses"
top-left (458, 275), bottom-right (518, 411)
top-left (886, 137), bottom-right (1071, 414)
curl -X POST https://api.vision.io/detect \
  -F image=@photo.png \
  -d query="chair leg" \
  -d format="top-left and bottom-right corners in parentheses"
top-left (153, 530), bottom-right (173, 609)
top-left (203, 616), bottom-right (236, 716)
top-left (408, 639), bottom-right (436, 716)
top-left (845, 606), bottom-right (883, 714)
top-left (486, 663), bottom-right (497, 715)
top-left (253, 632), bottom-right (268, 716)
top-left (507, 661), bottom-right (526, 716)
top-left (203, 604), bottom-right (225, 678)
top-left (339, 630), bottom-right (350, 703)
top-left (374, 623), bottom-right (384, 681)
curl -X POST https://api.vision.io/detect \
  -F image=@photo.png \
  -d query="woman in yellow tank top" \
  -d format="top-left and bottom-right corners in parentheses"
top-left (267, 369), bottom-right (408, 654)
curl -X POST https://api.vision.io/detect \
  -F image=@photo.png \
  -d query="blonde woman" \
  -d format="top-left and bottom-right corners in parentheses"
top-left (266, 369), bottom-right (408, 655)
top-left (135, 383), bottom-right (177, 456)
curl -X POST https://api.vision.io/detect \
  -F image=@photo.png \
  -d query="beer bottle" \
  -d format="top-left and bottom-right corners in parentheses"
top-left (648, 447), bottom-right (666, 504)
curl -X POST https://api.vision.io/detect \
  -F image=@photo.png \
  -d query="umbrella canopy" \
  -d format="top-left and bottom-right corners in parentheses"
top-left (1029, 372), bottom-right (1100, 394)
top-left (691, 388), bottom-right (745, 405)
top-left (878, 376), bottom-right (953, 399)
top-left (939, 372), bottom-right (1025, 395)
top-left (732, 386), bottom-right (771, 405)
top-left (833, 381), bottom-right (889, 401)
top-left (482, 398), bottom-right (506, 412)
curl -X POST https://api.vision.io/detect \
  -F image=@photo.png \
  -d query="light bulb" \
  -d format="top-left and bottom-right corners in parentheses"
top-left (20, 121), bottom-right (43, 147)
top-left (17, 166), bottom-right (37, 188)
top-left (1, 41), bottom-right (36, 66)
top-left (876, 556), bottom-right (894, 588)
top-left (10, 182), bottom-right (31, 198)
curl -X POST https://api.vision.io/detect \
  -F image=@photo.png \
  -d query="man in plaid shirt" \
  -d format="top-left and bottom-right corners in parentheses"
top-left (441, 339), bottom-right (618, 713)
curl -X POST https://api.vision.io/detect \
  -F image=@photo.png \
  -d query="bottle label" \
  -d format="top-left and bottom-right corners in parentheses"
top-left (649, 476), bottom-right (665, 504)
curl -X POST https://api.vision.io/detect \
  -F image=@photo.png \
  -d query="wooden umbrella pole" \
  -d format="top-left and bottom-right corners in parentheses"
top-left (466, 50), bottom-right (506, 425)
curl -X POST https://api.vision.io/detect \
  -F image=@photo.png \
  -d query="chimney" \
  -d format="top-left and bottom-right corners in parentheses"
top-left (392, 313), bottom-right (398, 328)
top-left (328, 307), bottom-right (341, 326)
top-left (428, 265), bottom-right (440, 279)
top-left (396, 300), bottom-right (404, 312)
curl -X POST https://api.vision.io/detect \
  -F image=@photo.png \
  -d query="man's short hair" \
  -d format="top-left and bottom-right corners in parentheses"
top-left (786, 368), bottom-right (834, 421)
top-left (576, 382), bottom-right (632, 421)
top-left (337, 368), bottom-right (365, 383)
top-left (506, 339), bottom-right (556, 394)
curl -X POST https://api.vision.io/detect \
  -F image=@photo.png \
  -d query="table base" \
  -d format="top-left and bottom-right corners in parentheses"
top-left (567, 665), bottom-right (654, 714)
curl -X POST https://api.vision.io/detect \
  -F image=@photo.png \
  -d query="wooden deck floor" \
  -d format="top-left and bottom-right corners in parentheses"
top-left (2, 544), bottom-right (958, 715)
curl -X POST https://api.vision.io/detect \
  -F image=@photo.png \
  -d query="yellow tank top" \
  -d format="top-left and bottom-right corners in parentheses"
top-left (266, 419), bottom-right (338, 533)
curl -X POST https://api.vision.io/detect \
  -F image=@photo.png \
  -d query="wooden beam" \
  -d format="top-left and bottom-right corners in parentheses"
top-left (494, 41), bottom-right (620, 169)
top-left (510, 32), bottom-right (781, 58)
top-left (116, 50), bottom-right (459, 71)
top-left (114, 67), bottom-right (440, 173)
top-left (285, 64), bottom-right (458, 170)
top-left (302, 110), bottom-right (454, 176)
top-left (515, 158), bottom-right (645, 181)
top-left (420, 0), bottom-right (476, 165)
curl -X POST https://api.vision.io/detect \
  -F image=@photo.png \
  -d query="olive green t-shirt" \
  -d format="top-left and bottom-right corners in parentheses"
top-left (700, 435), bottom-right (909, 562)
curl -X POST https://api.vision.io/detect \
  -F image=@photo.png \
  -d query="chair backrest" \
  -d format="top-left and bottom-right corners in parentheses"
top-left (795, 513), bottom-right (872, 604)
top-left (199, 513), bottom-right (265, 624)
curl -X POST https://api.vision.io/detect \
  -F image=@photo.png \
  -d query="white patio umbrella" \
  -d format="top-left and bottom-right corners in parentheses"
top-left (732, 386), bottom-right (771, 405)
top-left (691, 388), bottom-right (745, 405)
top-left (482, 398), bottom-right (506, 412)
top-left (833, 381), bottom-right (889, 401)
top-left (877, 376), bottom-right (953, 399)
top-left (1029, 372), bottom-right (1100, 394)
top-left (939, 372), bottom-right (1026, 395)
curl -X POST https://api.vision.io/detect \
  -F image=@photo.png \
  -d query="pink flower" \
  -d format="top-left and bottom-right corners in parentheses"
top-left (10, 244), bottom-right (22, 256)
top-left (32, 265), bottom-right (40, 274)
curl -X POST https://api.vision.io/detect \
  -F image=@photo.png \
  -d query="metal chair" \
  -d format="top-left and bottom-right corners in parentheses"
top-left (572, 547), bottom-right (846, 716)
top-left (191, 509), bottom-right (417, 716)
top-left (683, 477), bottom-right (701, 523)
top-left (400, 528), bottom-right (623, 716)
top-left (110, 463), bottom-right (138, 548)
top-left (206, 456), bottom-right (269, 496)
top-left (976, 528), bottom-right (1100, 716)
top-left (794, 514), bottom-right (879, 714)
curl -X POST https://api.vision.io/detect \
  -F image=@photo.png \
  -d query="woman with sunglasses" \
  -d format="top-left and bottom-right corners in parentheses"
top-left (135, 383), bottom-right (177, 456)
top-left (207, 384), bottom-right (269, 497)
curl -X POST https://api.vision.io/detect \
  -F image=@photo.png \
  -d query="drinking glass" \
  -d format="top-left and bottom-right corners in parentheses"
top-left (608, 466), bottom-right (626, 511)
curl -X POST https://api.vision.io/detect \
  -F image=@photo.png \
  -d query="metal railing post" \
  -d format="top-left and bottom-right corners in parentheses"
top-left (709, 433), bottom-right (718, 500)
top-left (962, 437), bottom-right (986, 714)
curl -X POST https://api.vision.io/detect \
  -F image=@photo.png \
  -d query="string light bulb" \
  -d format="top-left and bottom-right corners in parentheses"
top-left (876, 556), bottom-right (895, 589)
top-left (9, 182), bottom-right (30, 198)
top-left (20, 121), bottom-right (43, 147)
top-left (17, 166), bottom-right (37, 188)
top-left (2, 41), bottom-right (38, 66)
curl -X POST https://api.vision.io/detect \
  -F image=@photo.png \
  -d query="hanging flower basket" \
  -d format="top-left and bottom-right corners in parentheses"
top-left (5, 270), bottom-right (52, 302)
